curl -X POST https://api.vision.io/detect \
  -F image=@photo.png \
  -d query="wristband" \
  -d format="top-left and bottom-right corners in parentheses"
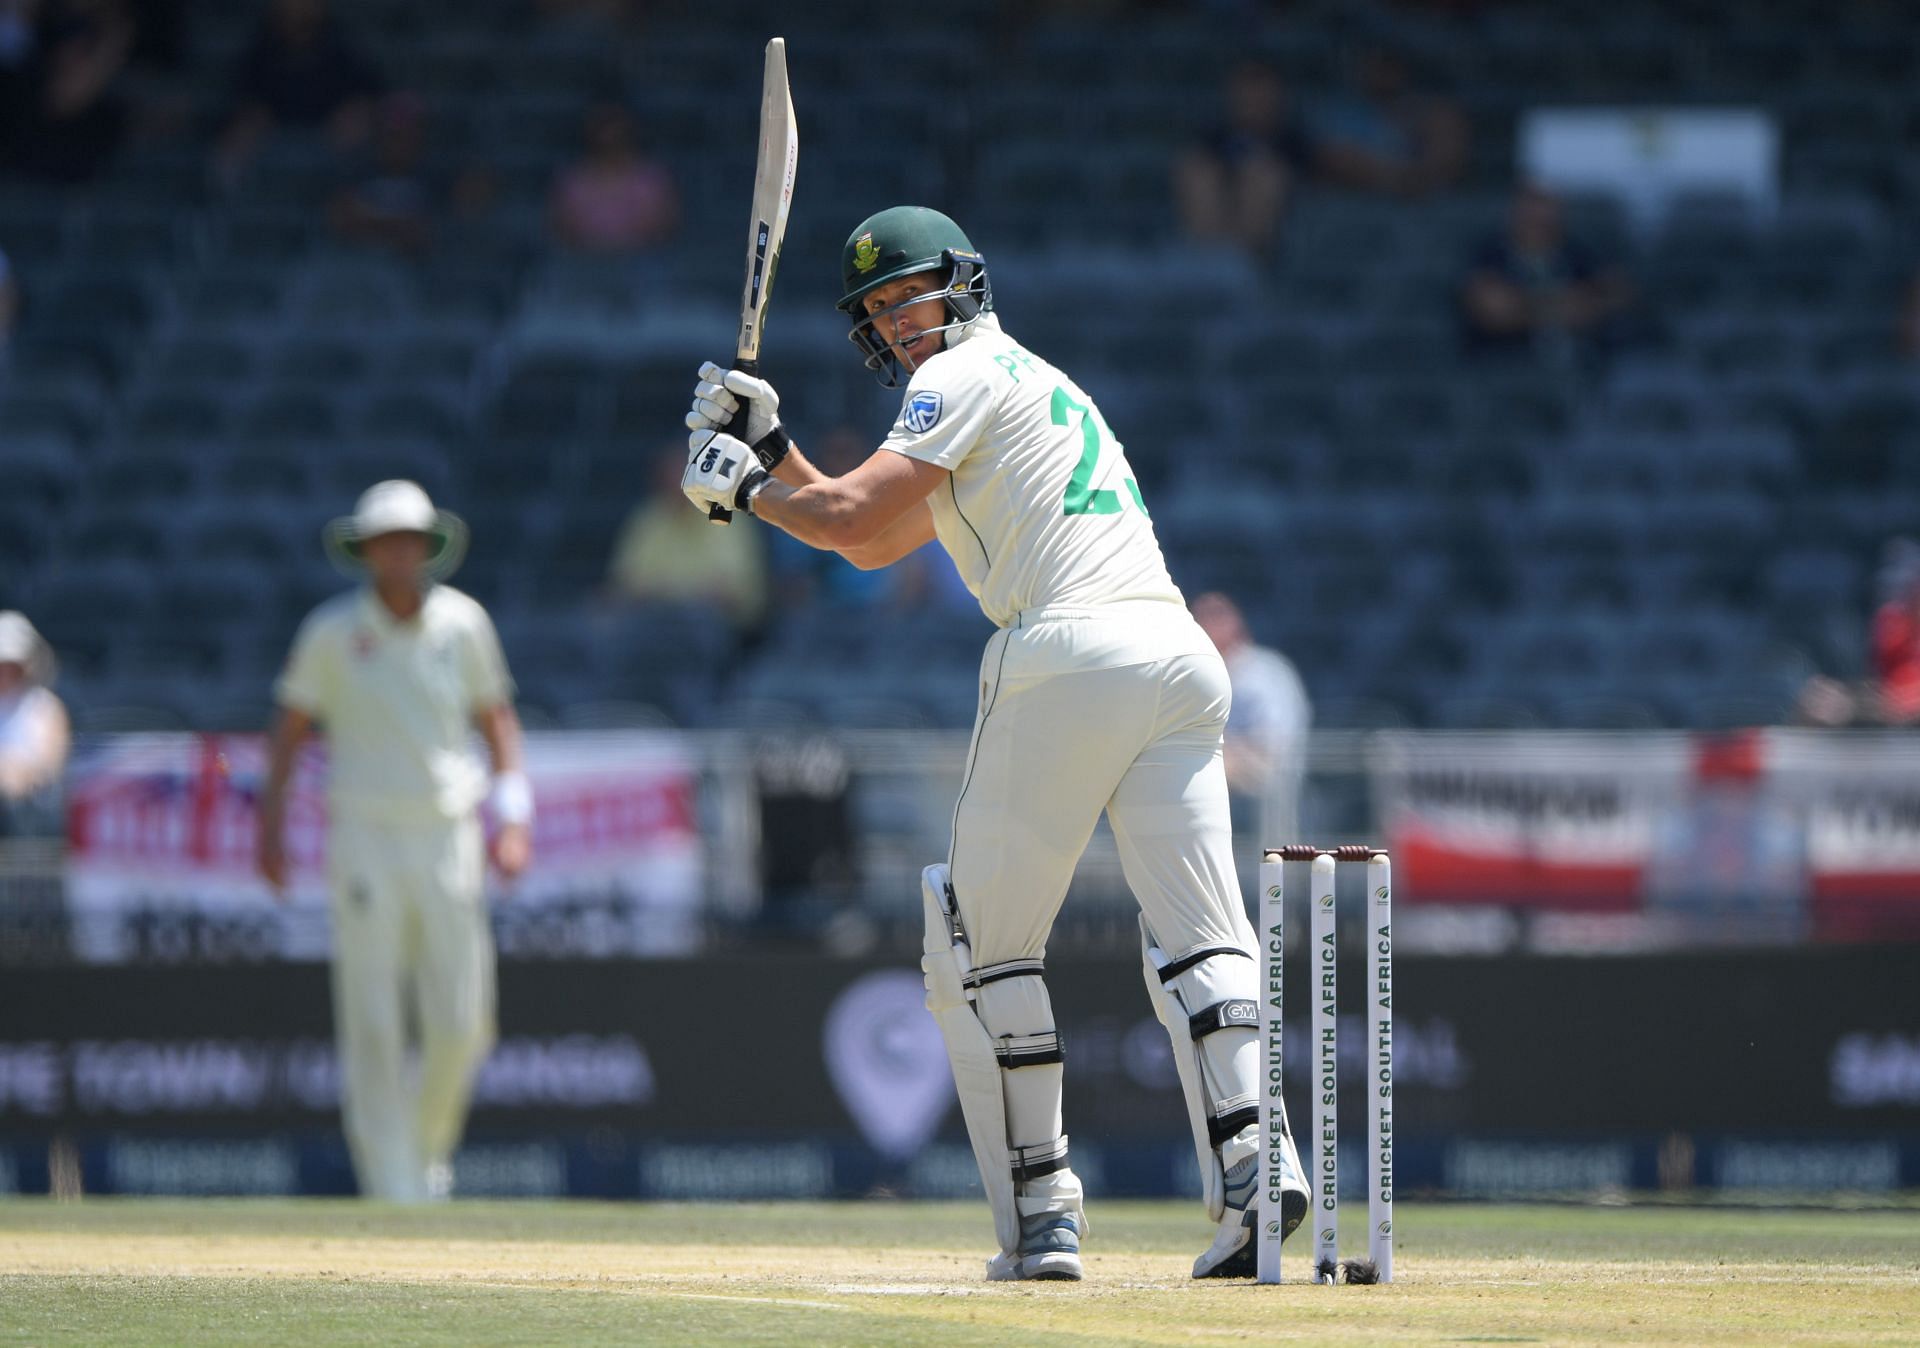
top-left (737, 467), bottom-right (771, 514)
top-left (751, 424), bottom-right (792, 471)
top-left (489, 770), bottom-right (534, 826)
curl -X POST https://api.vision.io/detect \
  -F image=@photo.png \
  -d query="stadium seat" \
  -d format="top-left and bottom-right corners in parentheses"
top-left (0, 1), bottom-right (1909, 737)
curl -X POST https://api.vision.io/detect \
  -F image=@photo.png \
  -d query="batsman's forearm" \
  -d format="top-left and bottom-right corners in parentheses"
top-left (749, 479), bottom-right (873, 551)
top-left (770, 442), bottom-right (829, 489)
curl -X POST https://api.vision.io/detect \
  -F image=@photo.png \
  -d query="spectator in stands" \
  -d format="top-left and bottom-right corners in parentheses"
top-left (1312, 44), bottom-right (1468, 198)
top-left (1192, 592), bottom-right (1311, 847)
top-left (606, 450), bottom-right (766, 636)
top-left (1794, 538), bottom-right (1920, 728)
top-left (328, 95), bottom-right (487, 257)
top-left (214, 0), bottom-right (382, 186)
top-left (548, 100), bottom-right (679, 255)
top-left (1870, 538), bottom-right (1920, 725)
top-left (1460, 183), bottom-right (1633, 365)
top-left (0, 611), bottom-right (69, 840)
top-left (1173, 60), bottom-right (1308, 259)
top-left (0, 0), bottom-right (133, 184)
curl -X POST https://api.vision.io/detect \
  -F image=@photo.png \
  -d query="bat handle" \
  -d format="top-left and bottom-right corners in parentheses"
top-left (705, 357), bottom-right (759, 525)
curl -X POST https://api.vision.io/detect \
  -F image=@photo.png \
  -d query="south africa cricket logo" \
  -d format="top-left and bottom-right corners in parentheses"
top-left (852, 233), bottom-right (880, 273)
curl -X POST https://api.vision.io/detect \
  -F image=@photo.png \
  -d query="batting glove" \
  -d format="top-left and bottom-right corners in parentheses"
top-left (683, 429), bottom-right (770, 516)
top-left (685, 362), bottom-right (790, 470)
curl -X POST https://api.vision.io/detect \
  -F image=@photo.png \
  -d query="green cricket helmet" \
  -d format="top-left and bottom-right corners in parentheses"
top-left (836, 205), bottom-right (992, 387)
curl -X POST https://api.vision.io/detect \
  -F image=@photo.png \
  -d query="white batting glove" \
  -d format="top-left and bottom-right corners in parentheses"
top-left (682, 429), bottom-right (769, 516)
top-left (685, 362), bottom-right (787, 465)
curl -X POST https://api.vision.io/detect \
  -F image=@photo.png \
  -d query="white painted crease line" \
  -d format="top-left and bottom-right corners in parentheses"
top-left (819, 1283), bottom-right (989, 1296)
top-left (663, 1291), bottom-right (854, 1312)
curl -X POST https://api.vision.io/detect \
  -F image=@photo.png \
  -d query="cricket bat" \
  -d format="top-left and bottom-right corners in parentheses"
top-left (709, 36), bottom-right (798, 524)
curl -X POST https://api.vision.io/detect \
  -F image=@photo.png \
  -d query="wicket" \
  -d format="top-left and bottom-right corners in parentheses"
top-left (1256, 844), bottom-right (1393, 1285)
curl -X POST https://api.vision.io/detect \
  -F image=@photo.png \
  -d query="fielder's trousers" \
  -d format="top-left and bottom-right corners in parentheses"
top-left (328, 810), bottom-right (495, 1202)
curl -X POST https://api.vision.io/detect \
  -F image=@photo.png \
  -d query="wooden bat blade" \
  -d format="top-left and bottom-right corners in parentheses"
top-left (710, 36), bottom-right (798, 525)
top-left (737, 36), bottom-right (799, 366)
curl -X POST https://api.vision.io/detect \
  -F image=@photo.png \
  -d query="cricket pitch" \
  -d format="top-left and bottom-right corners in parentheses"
top-left (2, 1199), bottom-right (1917, 1345)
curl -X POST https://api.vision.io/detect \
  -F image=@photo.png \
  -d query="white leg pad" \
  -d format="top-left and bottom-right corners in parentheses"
top-left (922, 864), bottom-right (1082, 1259)
top-left (1140, 918), bottom-right (1262, 1223)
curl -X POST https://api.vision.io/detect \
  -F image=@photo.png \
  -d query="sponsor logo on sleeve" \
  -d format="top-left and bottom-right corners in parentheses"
top-left (903, 390), bottom-right (943, 434)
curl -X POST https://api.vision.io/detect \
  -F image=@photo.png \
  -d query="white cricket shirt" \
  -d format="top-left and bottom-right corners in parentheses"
top-left (276, 586), bottom-right (513, 820)
top-left (878, 314), bottom-right (1184, 628)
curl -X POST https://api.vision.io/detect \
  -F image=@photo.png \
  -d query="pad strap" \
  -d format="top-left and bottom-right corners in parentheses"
top-left (1207, 1098), bottom-right (1260, 1147)
top-left (1187, 999), bottom-right (1259, 1039)
top-left (995, 1031), bottom-right (1064, 1069)
top-left (966, 958), bottom-right (1045, 991)
top-left (1011, 1136), bottom-right (1071, 1183)
top-left (1156, 944), bottom-right (1252, 984)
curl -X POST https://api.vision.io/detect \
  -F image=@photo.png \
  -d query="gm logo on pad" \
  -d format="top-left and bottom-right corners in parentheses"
top-left (903, 390), bottom-right (943, 433)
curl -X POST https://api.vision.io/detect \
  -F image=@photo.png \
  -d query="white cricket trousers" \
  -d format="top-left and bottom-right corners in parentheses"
top-left (948, 601), bottom-right (1254, 968)
top-left (328, 811), bottom-right (495, 1202)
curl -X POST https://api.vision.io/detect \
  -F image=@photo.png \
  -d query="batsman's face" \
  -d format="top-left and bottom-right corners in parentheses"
top-left (360, 531), bottom-right (432, 588)
top-left (0, 663), bottom-right (24, 698)
top-left (863, 274), bottom-right (949, 371)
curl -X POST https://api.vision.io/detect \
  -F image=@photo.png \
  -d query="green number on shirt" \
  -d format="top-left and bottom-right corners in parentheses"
top-left (1053, 386), bottom-right (1141, 517)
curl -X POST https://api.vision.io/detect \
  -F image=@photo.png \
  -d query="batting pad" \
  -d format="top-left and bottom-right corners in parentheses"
top-left (1140, 919), bottom-right (1262, 1222)
top-left (920, 864), bottom-right (1080, 1257)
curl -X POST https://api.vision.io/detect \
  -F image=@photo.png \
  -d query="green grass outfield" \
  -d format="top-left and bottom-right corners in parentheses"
top-left (2, 1199), bottom-right (1917, 1345)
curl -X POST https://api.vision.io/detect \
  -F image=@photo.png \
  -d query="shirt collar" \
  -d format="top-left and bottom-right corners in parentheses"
top-left (359, 584), bottom-right (432, 634)
top-left (947, 310), bottom-right (1003, 350)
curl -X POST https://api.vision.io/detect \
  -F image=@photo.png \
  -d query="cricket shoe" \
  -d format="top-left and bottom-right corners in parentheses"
top-left (986, 1211), bottom-right (1083, 1282)
top-left (424, 1162), bottom-right (454, 1203)
top-left (1193, 1134), bottom-right (1308, 1279)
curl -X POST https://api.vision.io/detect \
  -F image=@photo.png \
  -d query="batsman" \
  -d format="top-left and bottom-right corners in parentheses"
top-left (683, 206), bottom-right (1309, 1280)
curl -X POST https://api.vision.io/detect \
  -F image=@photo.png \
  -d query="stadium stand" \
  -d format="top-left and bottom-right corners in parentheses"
top-left (1, 0), bottom-right (1915, 732)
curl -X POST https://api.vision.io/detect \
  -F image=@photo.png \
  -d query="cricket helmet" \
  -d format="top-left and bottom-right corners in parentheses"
top-left (837, 205), bottom-right (991, 387)
top-left (323, 479), bottom-right (469, 580)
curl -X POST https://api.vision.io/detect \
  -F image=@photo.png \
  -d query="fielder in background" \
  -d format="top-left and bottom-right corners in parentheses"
top-left (255, 480), bottom-right (530, 1202)
top-left (0, 612), bottom-right (69, 841)
top-left (1192, 592), bottom-right (1313, 861)
top-left (682, 206), bottom-right (1309, 1281)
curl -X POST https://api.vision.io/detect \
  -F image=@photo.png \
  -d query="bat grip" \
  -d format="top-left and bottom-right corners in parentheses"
top-left (705, 358), bottom-right (759, 525)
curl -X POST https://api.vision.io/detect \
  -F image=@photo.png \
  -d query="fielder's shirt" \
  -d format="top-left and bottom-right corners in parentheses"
top-left (276, 586), bottom-right (513, 820)
top-left (879, 313), bottom-right (1184, 628)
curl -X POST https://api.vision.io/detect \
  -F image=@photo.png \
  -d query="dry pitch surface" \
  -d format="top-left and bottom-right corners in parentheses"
top-left (2, 1199), bottom-right (1917, 1345)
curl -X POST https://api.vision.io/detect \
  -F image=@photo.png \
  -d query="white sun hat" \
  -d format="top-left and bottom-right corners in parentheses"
top-left (323, 480), bottom-right (469, 580)
top-left (0, 611), bottom-right (56, 685)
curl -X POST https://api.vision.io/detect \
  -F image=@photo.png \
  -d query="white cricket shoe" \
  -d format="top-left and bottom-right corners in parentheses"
top-left (1193, 1133), bottom-right (1308, 1279)
top-left (986, 1211), bottom-right (1083, 1282)
top-left (424, 1161), bottom-right (454, 1203)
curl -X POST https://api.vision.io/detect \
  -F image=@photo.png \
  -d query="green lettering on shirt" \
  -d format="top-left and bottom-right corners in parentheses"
top-left (1053, 386), bottom-right (1136, 516)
